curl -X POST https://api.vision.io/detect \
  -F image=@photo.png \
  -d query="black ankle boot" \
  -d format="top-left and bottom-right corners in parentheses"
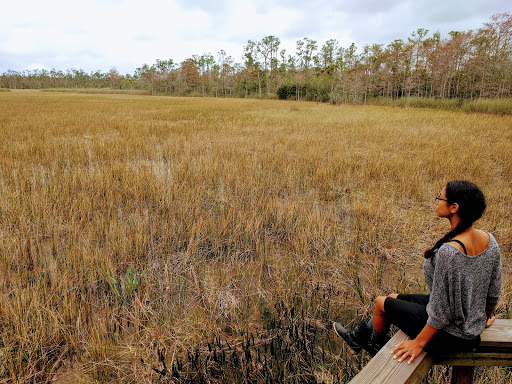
top-left (365, 331), bottom-right (390, 356)
top-left (333, 320), bottom-right (372, 353)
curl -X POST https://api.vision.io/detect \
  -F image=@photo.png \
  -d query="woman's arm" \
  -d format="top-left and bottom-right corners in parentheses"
top-left (486, 251), bottom-right (501, 328)
top-left (391, 323), bottom-right (438, 364)
top-left (486, 307), bottom-right (496, 328)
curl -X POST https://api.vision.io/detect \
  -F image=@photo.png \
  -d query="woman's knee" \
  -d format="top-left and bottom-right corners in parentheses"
top-left (375, 296), bottom-right (387, 312)
top-left (375, 294), bottom-right (398, 313)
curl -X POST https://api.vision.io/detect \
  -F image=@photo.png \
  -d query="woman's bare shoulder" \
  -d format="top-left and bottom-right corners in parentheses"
top-left (451, 228), bottom-right (490, 255)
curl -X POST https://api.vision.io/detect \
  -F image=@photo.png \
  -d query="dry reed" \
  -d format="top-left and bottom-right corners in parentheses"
top-left (0, 90), bottom-right (510, 383)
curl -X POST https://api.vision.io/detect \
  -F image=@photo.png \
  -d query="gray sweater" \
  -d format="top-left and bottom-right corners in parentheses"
top-left (423, 233), bottom-right (502, 339)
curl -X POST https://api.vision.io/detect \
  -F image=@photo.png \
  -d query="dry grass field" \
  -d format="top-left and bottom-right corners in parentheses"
top-left (0, 90), bottom-right (511, 383)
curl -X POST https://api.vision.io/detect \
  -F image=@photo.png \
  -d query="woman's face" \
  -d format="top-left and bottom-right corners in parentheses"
top-left (435, 186), bottom-right (452, 218)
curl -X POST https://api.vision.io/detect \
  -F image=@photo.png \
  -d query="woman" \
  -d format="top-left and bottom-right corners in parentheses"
top-left (333, 180), bottom-right (502, 364)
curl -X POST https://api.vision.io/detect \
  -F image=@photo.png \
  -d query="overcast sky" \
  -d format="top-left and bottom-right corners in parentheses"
top-left (1, 0), bottom-right (509, 75)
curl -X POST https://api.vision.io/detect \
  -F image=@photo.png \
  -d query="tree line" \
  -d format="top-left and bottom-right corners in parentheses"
top-left (1, 13), bottom-right (511, 103)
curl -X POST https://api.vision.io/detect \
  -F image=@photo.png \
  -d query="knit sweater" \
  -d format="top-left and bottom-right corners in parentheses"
top-left (423, 233), bottom-right (502, 340)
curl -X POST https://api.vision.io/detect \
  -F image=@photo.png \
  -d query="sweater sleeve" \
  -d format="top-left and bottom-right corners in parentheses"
top-left (426, 247), bottom-right (453, 330)
top-left (486, 254), bottom-right (502, 309)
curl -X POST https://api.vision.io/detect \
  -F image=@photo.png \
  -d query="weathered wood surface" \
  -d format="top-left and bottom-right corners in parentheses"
top-left (450, 366), bottom-right (475, 384)
top-left (435, 352), bottom-right (512, 366)
top-left (478, 319), bottom-right (512, 347)
top-left (348, 319), bottom-right (512, 384)
top-left (435, 319), bottom-right (512, 366)
top-left (348, 331), bottom-right (433, 384)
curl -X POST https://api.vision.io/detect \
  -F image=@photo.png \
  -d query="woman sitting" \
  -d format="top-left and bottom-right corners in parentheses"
top-left (334, 180), bottom-right (502, 364)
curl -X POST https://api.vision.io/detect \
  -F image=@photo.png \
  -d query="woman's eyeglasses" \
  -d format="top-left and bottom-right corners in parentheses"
top-left (435, 195), bottom-right (449, 203)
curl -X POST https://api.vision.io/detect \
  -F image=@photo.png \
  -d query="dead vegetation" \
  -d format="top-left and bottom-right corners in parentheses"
top-left (0, 91), bottom-right (511, 383)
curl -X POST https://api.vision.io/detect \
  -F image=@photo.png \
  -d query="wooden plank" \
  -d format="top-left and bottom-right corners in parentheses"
top-left (348, 320), bottom-right (512, 384)
top-left (479, 319), bottom-right (512, 347)
top-left (435, 319), bottom-right (512, 366)
top-left (435, 352), bottom-right (512, 366)
top-left (450, 366), bottom-right (475, 384)
top-left (349, 331), bottom-right (433, 384)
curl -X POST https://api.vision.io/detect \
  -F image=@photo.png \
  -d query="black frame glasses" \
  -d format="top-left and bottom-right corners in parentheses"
top-left (435, 195), bottom-right (449, 203)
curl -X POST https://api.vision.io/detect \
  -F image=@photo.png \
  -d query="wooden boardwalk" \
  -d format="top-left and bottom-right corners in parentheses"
top-left (348, 319), bottom-right (512, 384)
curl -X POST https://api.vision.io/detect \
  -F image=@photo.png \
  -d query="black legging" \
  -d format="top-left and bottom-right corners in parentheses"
top-left (384, 294), bottom-right (480, 353)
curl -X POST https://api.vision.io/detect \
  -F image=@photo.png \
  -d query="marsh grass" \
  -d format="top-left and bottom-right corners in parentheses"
top-left (42, 88), bottom-right (151, 95)
top-left (461, 98), bottom-right (512, 115)
top-left (0, 90), bottom-right (511, 383)
top-left (370, 96), bottom-right (512, 115)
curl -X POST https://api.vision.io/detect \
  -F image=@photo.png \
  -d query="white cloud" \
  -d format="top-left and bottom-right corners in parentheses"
top-left (1, 0), bottom-right (509, 74)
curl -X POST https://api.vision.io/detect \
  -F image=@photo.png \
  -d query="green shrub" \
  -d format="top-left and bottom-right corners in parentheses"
top-left (367, 97), bottom-right (511, 115)
top-left (462, 98), bottom-right (512, 115)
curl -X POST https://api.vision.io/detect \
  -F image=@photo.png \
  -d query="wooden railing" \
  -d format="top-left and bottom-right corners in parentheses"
top-left (348, 319), bottom-right (512, 384)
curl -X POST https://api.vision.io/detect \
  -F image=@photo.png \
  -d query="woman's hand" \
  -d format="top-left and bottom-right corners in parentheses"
top-left (485, 316), bottom-right (496, 328)
top-left (391, 339), bottom-right (424, 364)
top-left (391, 324), bottom-right (436, 364)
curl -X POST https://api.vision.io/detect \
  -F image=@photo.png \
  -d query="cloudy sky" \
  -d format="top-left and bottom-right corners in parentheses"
top-left (1, 0), bottom-right (509, 75)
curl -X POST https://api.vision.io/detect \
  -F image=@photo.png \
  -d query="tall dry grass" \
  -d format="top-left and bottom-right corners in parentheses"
top-left (370, 96), bottom-right (512, 115)
top-left (42, 88), bottom-right (151, 95)
top-left (0, 90), bottom-right (511, 383)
